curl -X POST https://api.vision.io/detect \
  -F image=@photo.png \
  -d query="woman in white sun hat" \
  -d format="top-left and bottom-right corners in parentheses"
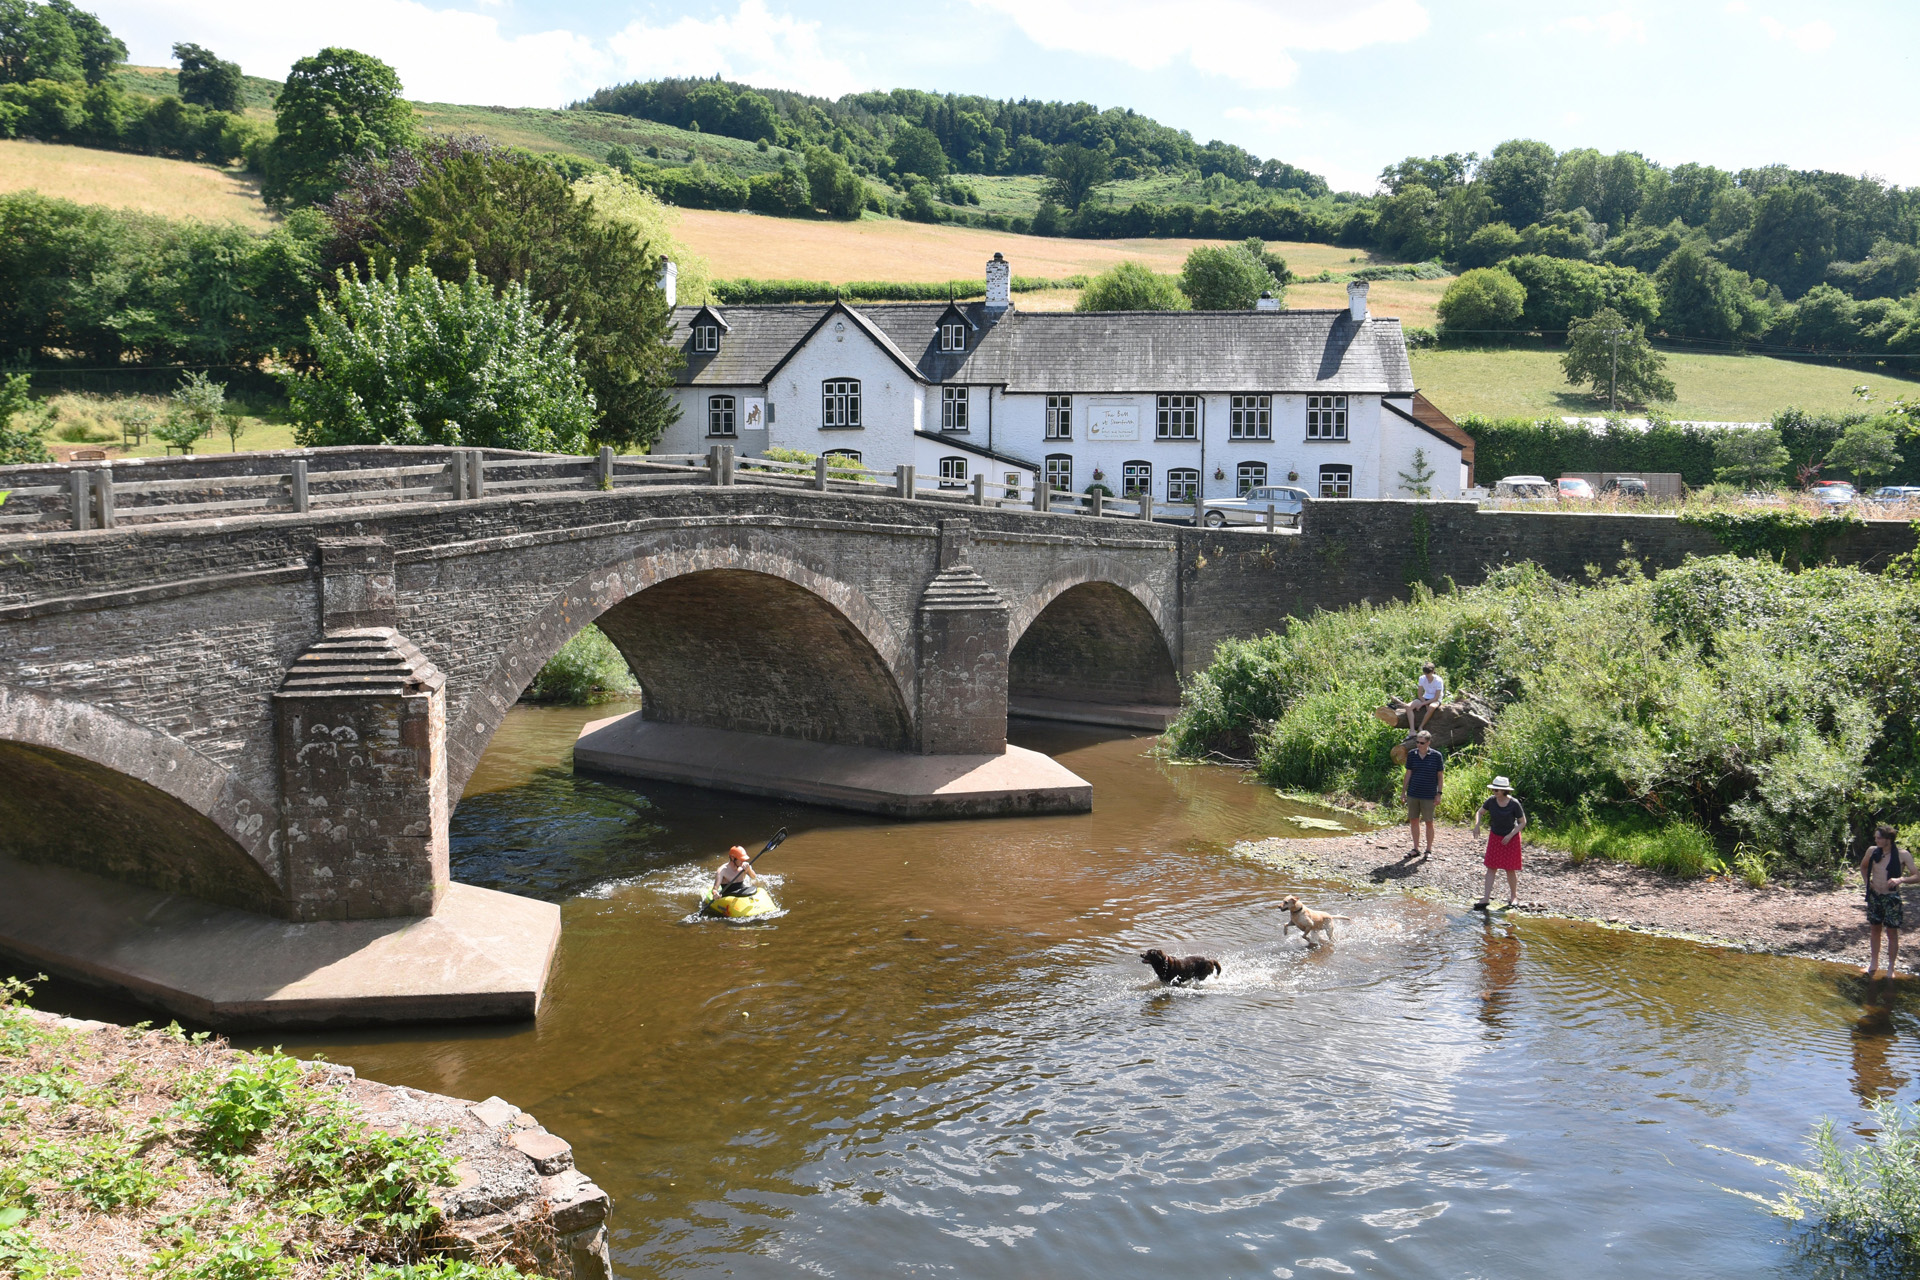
top-left (1471, 776), bottom-right (1526, 910)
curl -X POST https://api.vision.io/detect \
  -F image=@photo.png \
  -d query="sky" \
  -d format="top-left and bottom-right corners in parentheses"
top-left (92, 0), bottom-right (1920, 193)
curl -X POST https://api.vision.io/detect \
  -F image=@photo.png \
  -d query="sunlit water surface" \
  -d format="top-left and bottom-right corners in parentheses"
top-left (240, 705), bottom-right (1920, 1276)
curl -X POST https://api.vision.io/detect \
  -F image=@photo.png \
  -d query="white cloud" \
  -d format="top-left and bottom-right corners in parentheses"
top-left (1555, 11), bottom-right (1646, 44)
top-left (92, 0), bottom-right (610, 104)
top-left (609, 0), bottom-right (861, 99)
top-left (964, 0), bottom-right (1429, 87)
top-left (88, 0), bottom-right (862, 108)
top-left (1757, 15), bottom-right (1835, 50)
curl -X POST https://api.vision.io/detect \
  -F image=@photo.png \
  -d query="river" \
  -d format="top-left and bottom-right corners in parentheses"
top-left (242, 705), bottom-right (1917, 1274)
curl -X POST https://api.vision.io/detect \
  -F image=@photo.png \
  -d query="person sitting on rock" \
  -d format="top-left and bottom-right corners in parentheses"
top-left (714, 845), bottom-right (762, 898)
top-left (1407, 662), bottom-right (1445, 731)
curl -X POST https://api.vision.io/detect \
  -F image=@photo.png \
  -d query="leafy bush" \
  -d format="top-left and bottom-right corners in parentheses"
top-left (523, 625), bottom-right (637, 704)
top-left (1075, 261), bottom-right (1188, 312)
top-left (286, 265), bottom-right (597, 453)
top-left (1772, 1097), bottom-right (1920, 1269)
top-left (1437, 267), bottom-right (1525, 336)
top-left (1168, 557), bottom-right (1920, 872)
top-left (0, 373), bottom-right (53, 464)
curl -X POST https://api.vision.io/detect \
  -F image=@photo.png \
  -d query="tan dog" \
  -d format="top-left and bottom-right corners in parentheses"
top-left (1277, 895), bottom-right (1352, 947)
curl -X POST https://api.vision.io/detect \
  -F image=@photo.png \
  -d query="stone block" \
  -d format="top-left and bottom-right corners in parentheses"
top-left (469, 1096), bottom-right (521, 1130)
top-left (510, 1127), bottom-right (575, 1174)
top-left (916, 563), bottom-right (1009, 756)
top-left (542, 1169), bottom-right (611, 1235)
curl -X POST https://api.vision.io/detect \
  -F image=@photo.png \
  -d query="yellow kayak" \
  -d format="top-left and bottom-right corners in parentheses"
top-left (699, 887), bottom-right (779, 920)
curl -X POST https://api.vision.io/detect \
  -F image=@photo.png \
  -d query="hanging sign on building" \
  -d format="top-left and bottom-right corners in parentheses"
top-left (1086, 399), bottom-right (1140, 441)
top-left (741, 398), bottom-right (767, 430)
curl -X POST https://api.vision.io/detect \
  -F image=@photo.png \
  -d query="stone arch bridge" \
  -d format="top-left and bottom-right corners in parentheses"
top-left (5, 452), bottom-right (1906, 1025)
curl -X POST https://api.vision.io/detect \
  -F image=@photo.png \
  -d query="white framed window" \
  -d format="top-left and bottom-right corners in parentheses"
top-left (693, 324), bottom-right (719, 353)
top-left (1236, 461), bottom-right (1267, 495)
top-left (824, 448), bottom-right (861, 465)
top-left (941, 385), bottom-right (969, 432)
top-left (1319, 464), bottom-right (1352, 499)
top-left (1121, 460), bottom-right (1152, 498)
top-left (1157, 394), bottom-right (1198, 440)
top-left (1167, 467), bottom-right (1199, 503)
top-left (1004, 470), bottom-right (1022, 499)
top-left (1045, 454), bottom-right (1072, 493)
top-left (822, 379), bottom-right (861, 428)
top-left (938, 456), bottom-right (968, 489)
top-left (1045, 394), bottom-right (1072, 440)
top-left (939, 321), bottom-right (967, 352)
top-left (707, 394), bottom-right (735, 437)
top-left (1230, 394), bottom-right (1271, 440)
top-left (1307, 394), bottom-right (1348, 440)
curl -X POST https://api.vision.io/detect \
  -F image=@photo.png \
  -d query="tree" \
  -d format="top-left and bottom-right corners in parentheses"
top-left (1398, 447), bottom-right (1436, 498)
top-left (1179, 243), bottom-right (1278, 310)
top-left (44, 0), bottom-right (117, 81)
top-left (285, 264), bottom-right (597, 454)
top-left (1655, 241), bottom-right (1766, 341)
top-left (803, 146), bottom-right (864, 218)
top-left (1453, 221), bottom-right (1519, 270)
top-left (887, 124), bottom-right (946, 180)
top-left (172, 41), bottom-right (241, 113)
top-left (1241, 238), bottom-right (1292, 288)
top-left (0, 371), bottom-right (51, 463)
top-left (1436, 267), bottom-right (1525, 336)
top-left (263, 47), bottom-right (413, 208)
top-left (1372, 182), bottom-right (1444, 260)
top-left (1824, 420), bottom-right (1904, 487)
top-left (1504, 254), bottom-right (1658, 334)
top-left (1479, 139), bottom-right (1557, 229)
top-left (603, 143), bottom-right (635, 175)
top-left (353, 151), bottom-right (680, 449)
top-left (1075, 261), bottom-right (1188, 312)
top-left (1713, 428), bottom-right (1790, 489)
top-left (155, 370), bottom-right (225, 453)
top-left (1562, 307), bottom-right (1674, 408)
top-left (1044, 142), bottom-right (1109, 213)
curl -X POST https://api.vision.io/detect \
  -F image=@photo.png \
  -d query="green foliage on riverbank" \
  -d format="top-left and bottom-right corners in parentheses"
top-left (1167, 556), bottom-right (1920, 875)
top-left (0, 977), bottom-right (529, 1279)
top-left (1773, 1096), bottom-right (1920, 1270)
top-left (523, 625), bottom-right (637, 705)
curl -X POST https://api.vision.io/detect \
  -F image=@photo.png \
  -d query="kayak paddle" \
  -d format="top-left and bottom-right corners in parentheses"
top-left (748, 827), bottom-right (787, 866)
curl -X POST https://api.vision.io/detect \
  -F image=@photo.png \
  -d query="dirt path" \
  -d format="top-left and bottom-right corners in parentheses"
top-left (1241, 821), bottom-right (1893, 971)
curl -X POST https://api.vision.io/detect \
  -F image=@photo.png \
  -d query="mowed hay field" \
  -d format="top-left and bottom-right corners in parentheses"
top-left (1412, 345), bottom-right (1920, 421)
top-left (0, 140), bottom-right (275, 228)
top-left (673, 209), bottom-right (1378, 284)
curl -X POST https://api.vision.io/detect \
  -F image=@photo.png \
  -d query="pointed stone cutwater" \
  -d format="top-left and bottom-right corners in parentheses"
top-left (275, 627), bottom-right (449, 922)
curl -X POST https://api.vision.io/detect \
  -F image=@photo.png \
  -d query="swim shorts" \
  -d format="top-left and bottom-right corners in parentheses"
top-left (1868, 889), bottom-right (1905, 929)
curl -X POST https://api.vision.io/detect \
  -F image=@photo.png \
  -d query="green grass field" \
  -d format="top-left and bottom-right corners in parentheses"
top-left (1412, 345), bottom-right (1920, 421)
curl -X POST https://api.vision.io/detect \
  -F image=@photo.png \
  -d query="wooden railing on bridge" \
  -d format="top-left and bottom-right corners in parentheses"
top-left (0, 445), bottom-right (1297, 535)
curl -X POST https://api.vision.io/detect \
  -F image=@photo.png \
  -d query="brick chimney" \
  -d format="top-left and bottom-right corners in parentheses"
top-left (659, 258), bottom-right (678, 308)
top-left (984, 252), bottom-right (1011, 313)
top-left (1255, 290), bottom-right (1281, 312)
top-left (1347, 280), bottom-right (1369, 322)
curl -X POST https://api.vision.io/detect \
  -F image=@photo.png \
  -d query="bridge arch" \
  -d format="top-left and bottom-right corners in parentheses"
top-left (0, 688), bottom-right (284, 912)
top-left (448, 533), bottom-right (916, 796)
top-left (1007, 574), bottom-right (1180, 716)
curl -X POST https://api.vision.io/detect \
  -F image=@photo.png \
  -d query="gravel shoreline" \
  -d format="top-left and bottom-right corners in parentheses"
top-left (1240, 820), bottom-right (1896, 971)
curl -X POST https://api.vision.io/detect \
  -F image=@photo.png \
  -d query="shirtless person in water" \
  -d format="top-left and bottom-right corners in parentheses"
top-left (1861, 823), bottom-right (1914, 978)
top-left (714, 845), bottom-right (762, 897)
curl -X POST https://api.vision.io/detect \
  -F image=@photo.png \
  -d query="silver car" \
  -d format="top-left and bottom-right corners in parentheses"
top-left (1200, 485), bottom-right (1310, 528)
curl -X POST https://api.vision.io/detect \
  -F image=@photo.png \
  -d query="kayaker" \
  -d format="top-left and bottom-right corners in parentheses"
top-left (714, 845), bottom-right (762, 897)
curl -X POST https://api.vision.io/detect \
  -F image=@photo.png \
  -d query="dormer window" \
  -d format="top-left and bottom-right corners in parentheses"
top-left (693, 324), bottom-right (720, 353)
top-left (939, 321), bottom-right (967, 352)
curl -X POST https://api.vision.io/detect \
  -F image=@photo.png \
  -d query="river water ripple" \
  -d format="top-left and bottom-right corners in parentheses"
top-left (259, 703), bottom-right (1916, 1278)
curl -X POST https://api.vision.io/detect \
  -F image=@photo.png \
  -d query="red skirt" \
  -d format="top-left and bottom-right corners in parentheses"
top-left (1484, 831), bottom-right (1523, 871)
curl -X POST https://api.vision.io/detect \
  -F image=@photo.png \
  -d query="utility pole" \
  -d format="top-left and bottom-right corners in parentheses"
top-left (1599, 326), bottom-right (1626, 411)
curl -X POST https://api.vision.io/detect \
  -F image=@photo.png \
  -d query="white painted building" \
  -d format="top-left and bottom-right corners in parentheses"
top-left (657, 253), bottom-right (1469, 504)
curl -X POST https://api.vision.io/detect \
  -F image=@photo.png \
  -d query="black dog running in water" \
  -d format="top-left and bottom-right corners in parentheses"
top-left (1140, 948), bottom-right (1222, 984)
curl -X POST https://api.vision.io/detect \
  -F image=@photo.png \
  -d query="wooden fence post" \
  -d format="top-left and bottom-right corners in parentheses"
top-left (92, 469), bottom-right (114, 528)
top-left (596, 445), bottom-right (615, 489)
top-left (708, 444), bottom-right (724, 485)
top-left (291, 458), bottom-right (310, 513)
top-left (469, 450), bottom-right (486, 498)
top-left (895, 464), bottom-right (915, 498)
top-left (971, 473), bottom-right (987, 506)
top-left (1090, 488), bottom-right (1103, 519)
top-left (814, 456), bottom-right (830, 491)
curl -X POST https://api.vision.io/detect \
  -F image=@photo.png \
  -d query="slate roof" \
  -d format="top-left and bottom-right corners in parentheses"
top-left (668, 302), bottom-right (1414, 394)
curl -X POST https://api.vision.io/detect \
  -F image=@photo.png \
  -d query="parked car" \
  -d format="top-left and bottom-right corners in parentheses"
top-left (1491, 475), bottom-right (1553, 500)
top-left (1556, 477), bottom-right (1596, 501)
top-left (1602, 476), bottom-right (1649, 498)
top-left (1811, 481), bottom-right (1857, 507)
top-left (1869, 485), bottom-right (1920, 504)
top-left (1200, 485), bottom-right (1311, 528)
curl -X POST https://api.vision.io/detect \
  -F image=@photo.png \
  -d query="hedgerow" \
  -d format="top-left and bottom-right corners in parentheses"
top-left (1167, 556), bottom-right (1920, 874)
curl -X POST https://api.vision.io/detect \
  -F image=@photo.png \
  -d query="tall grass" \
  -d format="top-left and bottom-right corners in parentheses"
top-left (1773, 1097), bottom-right (1920, 1269)
top-left (1168, 557), bottom-right (1920, 874)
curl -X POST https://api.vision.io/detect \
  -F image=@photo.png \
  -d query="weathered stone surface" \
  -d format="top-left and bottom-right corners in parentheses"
top-left (510, 1128), bottom-right (575, 1174)
top-left (542, 1169), bottom-right (612, 1235)
top-left (469, 1096), bottom-right (522, 1129)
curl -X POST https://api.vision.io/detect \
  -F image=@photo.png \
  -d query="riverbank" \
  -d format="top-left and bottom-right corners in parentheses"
top-left (0, 993), bottom-right (610, 1279)
top-left (1241, 820), bottom-right (1887, 968)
